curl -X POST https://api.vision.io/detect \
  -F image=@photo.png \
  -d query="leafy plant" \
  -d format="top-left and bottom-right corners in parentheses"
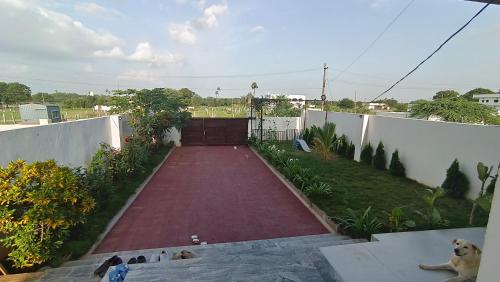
top-left (442, 159), bottom-right (469, 199)
top-left (85, 143), bottom-right (116, 206)
top-left (335, 206), bottom-right (383, 239)
top-left (469, 162), bottom-right (494, 225)
top-left (346, 142), bottom-right (355, 160)
top-left (312, 122), bottom-right (337, 160)
top-left (333, 134), bottom-right (348, 156)
top-left (486, 163), bottom-right (499, 194)
top-left (414, 187), bottom-right (448, 228)
top-left (389, 150), bottom-right (406, 177)
top-left (303, 182), bottom-right (333, 197)
top-left (360, 143), bottom-right (373, 164)
top-left (117, 138), bottom-right (150, 176)
top-left (373, 141), bottom-right (386, 170)
top-left (384, 207), bottom-right (415, 232)
top-left (0, 160), bottom-right (95, 267)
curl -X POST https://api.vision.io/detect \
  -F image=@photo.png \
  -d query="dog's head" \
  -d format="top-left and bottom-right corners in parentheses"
top-left (452, 239), bottom-right (482, 258)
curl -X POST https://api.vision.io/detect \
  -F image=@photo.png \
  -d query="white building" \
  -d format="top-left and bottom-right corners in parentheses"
top-left (287, 95), bottom-right (306, 109)
top-left (365, 102), bottom-right (390, 111)
top-left (474, 93), bottom-right (500, 113)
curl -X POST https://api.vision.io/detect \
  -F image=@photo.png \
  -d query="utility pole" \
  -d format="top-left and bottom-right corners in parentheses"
top-left (321, 63), bottom-right (328, 111)
top-left (354, 91), bottom-right (357, 113)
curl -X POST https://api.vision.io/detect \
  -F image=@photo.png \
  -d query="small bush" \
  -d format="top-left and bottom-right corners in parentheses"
top-left (335, 206), bottom-right (383, 239)
top-left (373, 141), bottom-right (386, 170)
top-left (389, 150), bottom-right (406, 177)
top-left (346, 142), bottom-right (355, 160)
top-left (442, 159), bottom-right (469, 199)
top-left (360, 143), bottom-right (373, 164)
top-left (117, 138), bottom-right (150, 177)
top-left (333, 134), bottom-right (348, 156)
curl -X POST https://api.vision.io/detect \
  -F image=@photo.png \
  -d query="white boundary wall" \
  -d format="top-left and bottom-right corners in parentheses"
top-left (306, 110), bottom-right (500, 198)
top-left (0, 115), bottom-right (132, 168)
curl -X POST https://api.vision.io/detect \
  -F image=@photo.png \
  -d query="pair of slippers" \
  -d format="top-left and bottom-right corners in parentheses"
top-left (94, 255), bottom-right (123, 278)
top-left (127, 255), bottom-right (146, 264)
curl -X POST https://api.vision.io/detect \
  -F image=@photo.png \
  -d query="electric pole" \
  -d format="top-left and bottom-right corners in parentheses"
top-left (321, 63), bottom-right (328, 111)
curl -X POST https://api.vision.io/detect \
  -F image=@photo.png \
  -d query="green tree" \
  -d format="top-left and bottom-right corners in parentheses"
top-left (409, 98), bottom-right (500, 125)
top-left (360, 143), bottom-right (374, 164)
top-left (338, 98), bottom-right (355, 109)
top-left (389, 150), bottom-right (406, 177)
top-left (251, 82), bottom-right (258, 96)
top-left (432, 90), bottom-right (459, 100)
top-left (112, 88), bottom-right (191, 147)
top-left (373, 141), bottom-right (386, 170)
top-left (442, 159), bottom-right (469, 199)
top-left (462, 88), bottom-right (495, 101)
top-left (0, 82), bottom-right (31, 104)
top-left (270, 95), bottom-right (301, 117)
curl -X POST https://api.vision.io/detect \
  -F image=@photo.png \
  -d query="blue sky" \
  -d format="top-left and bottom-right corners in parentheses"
top-left (0, 0), bottom-right (499, 102)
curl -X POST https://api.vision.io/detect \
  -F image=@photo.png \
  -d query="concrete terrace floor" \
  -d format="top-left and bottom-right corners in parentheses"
top-left (94, 146), bottom-right (328, 253)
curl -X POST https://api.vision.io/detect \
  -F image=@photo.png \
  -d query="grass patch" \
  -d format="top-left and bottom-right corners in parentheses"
top-left (50, 145), bottom-right (172, 266)
top-left (271, 142), bottom-right (488, 230)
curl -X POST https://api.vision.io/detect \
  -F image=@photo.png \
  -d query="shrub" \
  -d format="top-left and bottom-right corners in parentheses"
top-left (414, 187), bottom-right (448, 228)
top-left (373, 141), bottom-right (386, 170)
top-left (442, 159), bottom-right (469, 199)
top-left (303, 182), bottom-right (333, 197)
top-left (333, 134), bottom-right (348, 156)
top-left (346, 142), bottom-right (355, 160)
top-left (360, 143), bottom-right (373, 164)
top-left (384, 207), bottom-right (415, 232)
top-left (335, 206), bottom-right (383, 239)
top-left (117, 138), bottom-right (150, 177)
top-left (312, 123), bottom-right (336, 160)
top-left (85, 144), bottom-right (116, 205)
top-left (0, 160), bottom-right (95, 268)
top-left (389, 150), bottom-right (406, 177)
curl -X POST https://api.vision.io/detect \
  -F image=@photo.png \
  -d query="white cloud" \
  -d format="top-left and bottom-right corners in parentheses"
top-left (74, 2), bottom-right (124, 17)
top-left (93, 47), bottom-right (125, 59)
top-left (168, 22), bottom-right (197, 45)
top-left (169, 2), bottom-right (228, 45)
top-left (129, 42), bottom-right (183, 66)
top-left (0, 63), bottom-right (28, 75)
top-left (94, 42), bottom-right (183, 66)
top-left (0, 0), bottom-right (122, 59)
top-left (175, 0), bottom-right (206, 10)
top-left (250, 25), bottom-right (265, 33)
top-left (118, 69), bottom-right (159, 82)
top-left (196, 3), bottom-right (228, 29)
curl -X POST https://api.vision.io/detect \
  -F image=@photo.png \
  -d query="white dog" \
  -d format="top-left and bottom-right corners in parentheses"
top-left (419, 239), bottom-right (482, 282)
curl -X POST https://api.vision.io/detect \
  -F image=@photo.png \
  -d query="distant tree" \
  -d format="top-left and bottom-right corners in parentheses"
top-left (432, 90), bottom-right (460, 100)
top-left (409, 98), bottom-right (500, 125)
top-left (269, 95), bottom-right (301, 117)
top-left (462, 88), bottom-right (495, 101)
top-left (251, 82), bottom-right (258, 96)
top-left (393, 103), bottom-right (408, 112)
top-left (338, 98), bottom-right (355, 109)
top-left (389, 150), bottom-right (406, 177)
top-left (0, 82), bottom-right (31, 104)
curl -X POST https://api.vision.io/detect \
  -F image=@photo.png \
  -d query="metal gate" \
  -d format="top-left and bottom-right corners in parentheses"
top-left (182, 118), bottom-right (249, 145)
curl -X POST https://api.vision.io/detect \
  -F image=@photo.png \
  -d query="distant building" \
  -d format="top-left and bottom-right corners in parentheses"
top-left (19, 104), bottom-right (61, 123)
top-left (94, 105), bottom-right (112, 112)
top-left (286, 95), bottom-right (306, 109)
top-left (473, 92), bottom-right (500, 113)
top-left (364, 102), bottom-right (390, 111)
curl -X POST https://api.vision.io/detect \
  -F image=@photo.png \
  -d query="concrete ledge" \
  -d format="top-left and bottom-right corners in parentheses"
top-left (85, 146), bottom-right (176, 257)
top-left (250, 146), bottom-right (340, 234)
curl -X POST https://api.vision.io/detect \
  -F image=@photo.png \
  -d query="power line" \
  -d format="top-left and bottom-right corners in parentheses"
top-left (370, 0), bottom-right (494, 102)
top-left (331, 0), bottom-right (416, 82)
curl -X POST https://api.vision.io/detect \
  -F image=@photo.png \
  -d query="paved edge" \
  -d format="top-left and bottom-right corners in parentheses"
top-left (249, 146), bottom-right (340, 234)
top-left (85, 146), bottom-right (177, 257)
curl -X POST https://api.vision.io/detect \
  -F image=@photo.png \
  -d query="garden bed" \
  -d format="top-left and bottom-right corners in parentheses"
top-left (252, 141), bottom-right (488, 238)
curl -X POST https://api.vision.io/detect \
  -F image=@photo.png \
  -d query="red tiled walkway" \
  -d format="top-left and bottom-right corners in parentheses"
top-left (94, 146), bottom-right (328, 253)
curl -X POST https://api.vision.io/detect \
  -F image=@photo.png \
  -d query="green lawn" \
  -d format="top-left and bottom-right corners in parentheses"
top-left (188, 105), bottom-right (247, 118)
top-left (272, 142), bottom-right (488, 230)
top-left (0, 107), bottom-right (108, 124)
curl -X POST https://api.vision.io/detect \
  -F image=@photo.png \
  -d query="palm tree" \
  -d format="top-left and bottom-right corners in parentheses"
top-left (251, 82), bottom-right (258, 96)
top-left (313, 122), bottom-right (336, 160)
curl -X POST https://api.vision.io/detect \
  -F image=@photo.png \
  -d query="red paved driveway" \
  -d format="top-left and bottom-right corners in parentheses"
top-left (94, 146), bottom-right (328, 253)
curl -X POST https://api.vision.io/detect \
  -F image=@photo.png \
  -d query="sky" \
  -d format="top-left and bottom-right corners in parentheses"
top-left (0, 0), bottom-right (499, 102)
